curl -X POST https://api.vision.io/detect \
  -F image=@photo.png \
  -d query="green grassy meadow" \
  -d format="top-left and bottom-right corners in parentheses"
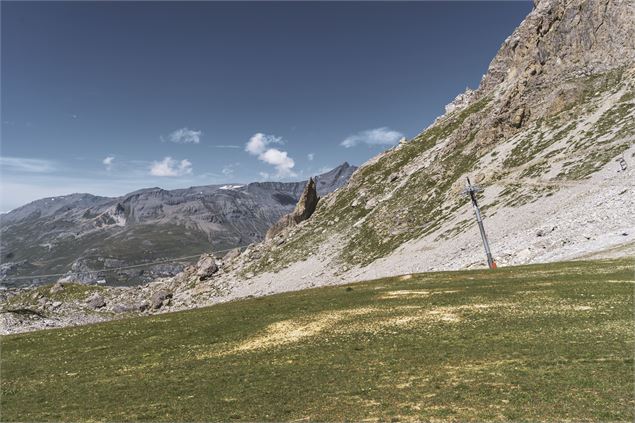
top-left (1, 259), bottom-right (634, 421)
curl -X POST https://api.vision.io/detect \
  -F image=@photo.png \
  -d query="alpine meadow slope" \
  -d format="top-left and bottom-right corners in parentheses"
top-left (2, 259), bottom-right (633, 421)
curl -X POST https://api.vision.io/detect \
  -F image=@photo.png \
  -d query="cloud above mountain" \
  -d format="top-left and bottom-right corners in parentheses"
top-left (245, 133), bottom-right (296, 178)
top-left (102, 156), bottom-right (115, 171)
top-left (149, 157), bottom-right (193, 176)
top-left (341, 127), bottom-right (404, 148)
top-left (164, 127), bottom-right (202, 144)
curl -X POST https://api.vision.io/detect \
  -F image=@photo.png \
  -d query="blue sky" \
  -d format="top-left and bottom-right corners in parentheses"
top-left (1, 1), bottom-right (532, 212)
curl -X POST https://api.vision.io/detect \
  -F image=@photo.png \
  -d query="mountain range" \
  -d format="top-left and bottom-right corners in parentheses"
top-left (0, 162), bottom-right (356, 287)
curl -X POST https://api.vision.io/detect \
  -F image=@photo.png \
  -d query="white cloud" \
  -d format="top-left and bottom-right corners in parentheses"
top-left (341, 127), bottom-right (404, 148)
top-left (213, 145), bottom-right (241, 149)
top-left (245, 133), bottom-right (283, 155)
top-left (0, 157), bottom-right (57, 173)
top-left (149, 157), bottom-right (193, 177)
top-left (307, 153), bottom-right (314, 161)
top-left (245, 133), bottom-right (296, 178)
top-left (102, 156), bottom-right (115, 171)
top-left (165, 127), bottom-right (202, 144)
top-left (259, 149), bottom-right (295, 177)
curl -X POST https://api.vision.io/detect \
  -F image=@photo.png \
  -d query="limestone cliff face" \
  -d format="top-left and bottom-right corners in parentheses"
top-left (471, 0), bottom-right (635, 138)
top-left (480, 0), bottom-right (635, 95)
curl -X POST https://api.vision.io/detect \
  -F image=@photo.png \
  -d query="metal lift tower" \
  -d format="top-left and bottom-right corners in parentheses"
top-left (463, 177), bottom-right (497, 269)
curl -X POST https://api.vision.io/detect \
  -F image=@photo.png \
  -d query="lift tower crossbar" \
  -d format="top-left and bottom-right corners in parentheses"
top-left (462, 177), bottom-right (497, 269)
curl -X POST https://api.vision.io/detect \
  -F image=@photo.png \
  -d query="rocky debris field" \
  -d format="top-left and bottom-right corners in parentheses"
top-left (0, 252), bottom-right (227, 334)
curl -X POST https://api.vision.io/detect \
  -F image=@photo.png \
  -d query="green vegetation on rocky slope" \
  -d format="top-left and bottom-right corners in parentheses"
top-left (2, 259), bottom-right (633, 421)
top-left (243, 68), bottom-right (634, 274)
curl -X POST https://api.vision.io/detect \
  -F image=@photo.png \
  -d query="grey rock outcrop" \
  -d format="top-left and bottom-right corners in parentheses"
top-left (86, 293), bottom-right (106, 309)
top-left (291, 177), bottom-right (320, 224)
top-left (49, 281), bottom-right (64, 294)
top-left (150, 289), bottom-right (172, 310)
top-left (475, 0), bottom-right (635, 135)
top-left (265, 178), bottom-right (320, 240)
top-left (195, 254), bottom-right (218, 281)
top-left (223, 248), bottom-right (241, 263)
top-left (445, 87), bottom-right (476, 114)
top-left (481, 0), bottom-right (635, 95)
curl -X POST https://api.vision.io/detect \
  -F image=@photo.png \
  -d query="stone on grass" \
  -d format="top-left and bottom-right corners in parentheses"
top-left (50, 281), bottom-right (65, 294)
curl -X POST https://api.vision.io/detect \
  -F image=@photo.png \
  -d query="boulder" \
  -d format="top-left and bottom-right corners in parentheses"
top-left (86, 292), bottom-right (106, 309)
top-left (364, 198), bottom-right (378, 210)
top-left (150, 289), bottom-right (172, 310)
top-left (49, 281), bottom-right (65, 294)
top-left (223, 248), bottom-right (241, 263)
top-left (511, 106), bottom-right (527, 128)
top-left (195, 254), bottom-right (218, 280)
